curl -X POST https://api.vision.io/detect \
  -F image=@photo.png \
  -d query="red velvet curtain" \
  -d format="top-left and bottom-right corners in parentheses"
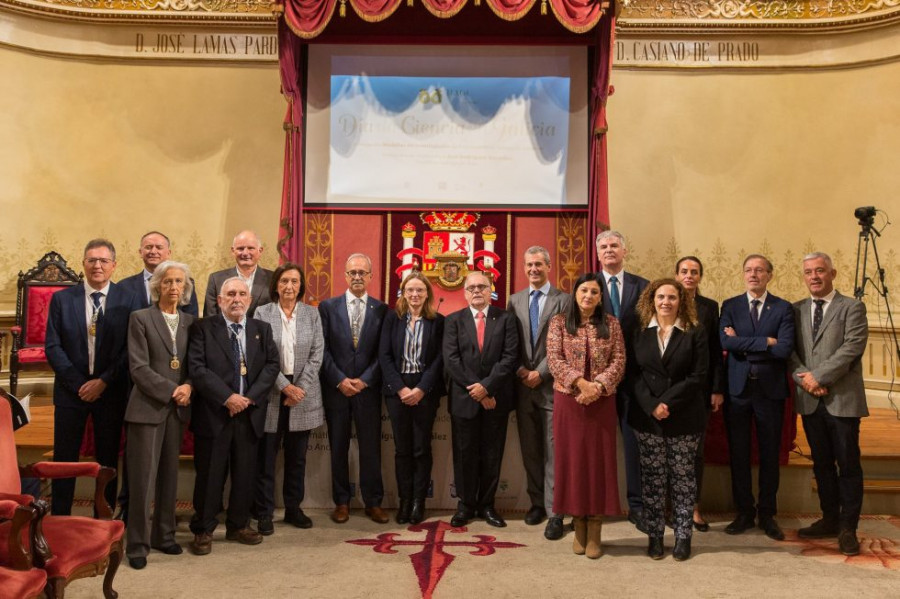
top-left (280, 0), bottom-right (607, 36)
top-left (277, 19), bottom-right (306, 264)
top-left (587, 13), bottom-right (614, 269)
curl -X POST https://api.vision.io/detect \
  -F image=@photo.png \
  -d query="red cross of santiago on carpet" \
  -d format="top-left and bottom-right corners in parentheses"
top-left (347, 520), bottom-right (525, 598)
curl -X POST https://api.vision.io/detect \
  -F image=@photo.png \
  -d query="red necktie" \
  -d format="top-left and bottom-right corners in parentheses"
top-left (476, 311), bottom-right (485, 351)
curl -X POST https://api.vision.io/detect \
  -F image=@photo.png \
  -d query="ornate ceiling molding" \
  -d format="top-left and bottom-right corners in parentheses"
top-left (0, 0), bottom-right (898, 31)
top-left (617, 0), bottom-right (900, 32)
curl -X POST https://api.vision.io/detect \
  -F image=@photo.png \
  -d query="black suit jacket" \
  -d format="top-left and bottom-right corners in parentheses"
top-left (378, 311), bottom-right (446, 400)
top-left (187, 315), bottom-right (280, 438)
top-left (319, 294), bottom-right (388, 393)
top-left (695, 294), bottom-right (726, 397)
top-left (598, 270), bottom-right (649, 411)
top-left (442, 305), bottom-right (519, 419)
top-left (118, 271), bottom-right (199, 317)
top-left (628, 325), bottom-right (709, 436)
top-left (719, 293), bottom-right (795, 400)
top-left (45, 282), bottom-right (138, 408)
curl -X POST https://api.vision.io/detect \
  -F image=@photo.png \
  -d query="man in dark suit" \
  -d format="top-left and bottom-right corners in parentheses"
top-left (595, 230), bottom-right (649, 527)
top-left (45, 239), bottom-right (138, 515)
top-left (720, 254), bottom-right (795, 540)
top-left (118, 231), bottom-right (199, 316)
top-left (187, 277), bottom-right (280, 555)
top-left (507, 246), bottom-right (571, 539)
top-left (319, 253), bottom-right (389, 524)
top-left (444, 271), bottom-right (519, 528)
top-left (790, 252), bottom-right (868, 556)
top-left (204, 230), bottom-right (273, 317)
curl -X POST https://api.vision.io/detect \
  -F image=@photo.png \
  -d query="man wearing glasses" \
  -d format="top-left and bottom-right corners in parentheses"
top-left (719, 254), bottom-right (795, 541)
top-left (319, 254), bottom-right (389, 524)
top-left (443, 272), bottom-right (519, 528)
top-left (45, 239), bottom-right (139, 515)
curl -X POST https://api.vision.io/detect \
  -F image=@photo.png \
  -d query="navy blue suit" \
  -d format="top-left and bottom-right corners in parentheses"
top-left (44, 282), bottom-right (138, 515)
top-left (319, 294), bottom-right (388, 507)
top-left (719, 292), bottom-right (795, 519)
top-left (598, 270), bottom-right (649, 513)
top-left (118, 271), bottom-right (199, 317)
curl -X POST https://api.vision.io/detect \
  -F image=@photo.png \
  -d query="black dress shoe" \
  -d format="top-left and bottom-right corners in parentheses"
top-left (396, 499), bottom-right (412, 525)
top-left (409, 499), bottom-right (426, 525)
top-left (284, 509), bottom-right (313, 529)
top-left (647, 537), bottom-right (664, 560)
top-left (524, 506), bottom-right (547, 526)
top-left (759, 518), bottom-right (785, 541)
top-left (724, 514), bottom-right (756, 535)
top-left (838, 529), bottom-right (860, 556)
top-left (478, 507), bottom-right (507, 528)
top-left (450, 509), bottom-right (474, 528)
top-left (673, 538), bottom-right (692, 561)
top-left (152, 544), bottom-right (183, 555)
top-left (257, 516), bottom-right (274, 536)
top-left (128, 556), bottom-right (147, 570)
top-left (692, 519), bottom-right (710, 533)
top-left (544, 516), bottom-right (564, 540)
top-left (798, 518), bottom-right (839, 539)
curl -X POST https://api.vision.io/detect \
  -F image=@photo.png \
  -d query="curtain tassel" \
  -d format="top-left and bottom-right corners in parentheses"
top-left (541, 0), bottom-right (547, 15)
top-left (340, 0), bottom-right (346, 17)
top-left (407, 0), bottom-right (413, 6)
top-left (474, 0), bottom-right (480, 5)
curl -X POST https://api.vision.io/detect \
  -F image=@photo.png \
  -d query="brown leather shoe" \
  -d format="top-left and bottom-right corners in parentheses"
top-left (225, 527), bottom-right (263, 545)
top-left (365, 506), bottom-right (390, 524)
top-left (331, 504), bottom-right (350, 524)
top-left (191, 532), bottom-right (212, 556)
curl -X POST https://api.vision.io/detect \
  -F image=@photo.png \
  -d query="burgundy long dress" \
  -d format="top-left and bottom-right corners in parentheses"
top-left (547, 313), bottom-right (625, 516)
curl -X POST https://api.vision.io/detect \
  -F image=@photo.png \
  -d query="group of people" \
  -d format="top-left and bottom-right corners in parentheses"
top-left (41, 227), bottom-right (869, 571)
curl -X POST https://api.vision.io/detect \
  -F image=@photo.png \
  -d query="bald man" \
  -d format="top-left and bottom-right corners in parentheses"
top-left (204, 230), bottom-right (273, 317)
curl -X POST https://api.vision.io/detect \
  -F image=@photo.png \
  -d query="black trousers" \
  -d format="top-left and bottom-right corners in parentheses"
top-left (52, 402), bottom-right (125, 516)
top-left (254, 403), bottom-right (312, 518)
top-left (385, 372), bottom-right (438, 501)
top-left (724, 379), bottom-right (784, 519)
top-left (802, 402), bottom-right (863, 531)
top-left (618, 393), bottom-right (643, 512)
top-left (190, 411), bottom-right (259, 534)
top-left (451, 409), bottom-right (509, 512)
top-left (323, 389), bottom-right (384, 507)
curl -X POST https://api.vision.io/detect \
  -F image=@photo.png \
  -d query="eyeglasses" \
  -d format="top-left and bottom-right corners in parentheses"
top-left (465, 284), bottom-right (490, 293)
top-left (346, 270), bottom-right (371, 278)
top-left (85, 258), bottom-right (114, 266)
top-left (404, 288), bottom-right (426, 295)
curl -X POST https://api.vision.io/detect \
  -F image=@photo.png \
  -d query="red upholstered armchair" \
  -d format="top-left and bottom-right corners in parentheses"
top-left (1, 392), bottom-right (124, 599)
top-left (9, 251), bottom-right (82, 397)
top-left (0, 500), bottom-right (47, 599)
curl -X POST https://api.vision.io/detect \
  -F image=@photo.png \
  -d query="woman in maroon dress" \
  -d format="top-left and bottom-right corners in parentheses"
top-left (547, 273), bottom-right (626, 559)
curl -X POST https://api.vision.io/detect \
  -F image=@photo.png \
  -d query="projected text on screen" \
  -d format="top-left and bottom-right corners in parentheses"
top-left (327, 76), bottom-right (571, 207)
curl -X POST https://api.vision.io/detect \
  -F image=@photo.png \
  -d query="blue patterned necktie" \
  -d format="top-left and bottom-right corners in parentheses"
top-left (750, 299), bottom-right (761, 329)
top-left (230, 323), bottom-right (245, 393)
top-left (90, 291), bottom-right (103, 316)
top-left (812, 299), bottom-right (825, 338)
top-left (529, 289), bottom-right (541, 349)
top-left (608, 276), bottom-right (621, 318)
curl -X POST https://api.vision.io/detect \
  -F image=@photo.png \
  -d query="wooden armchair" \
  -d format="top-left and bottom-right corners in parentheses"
top-left (1, 391), bottom-right (124, 599)
top-left (0, 500), bottom-right (47, 599)
top-left (9, 252), bottom-right (81, 396)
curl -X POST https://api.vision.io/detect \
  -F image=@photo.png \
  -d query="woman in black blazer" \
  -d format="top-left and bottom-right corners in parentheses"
top-left (628, 279), bottom-right (708, 562)
top-left (378, 272), bottom-right (445, 525)
top-left (675, 256), bottom-right (726, 531)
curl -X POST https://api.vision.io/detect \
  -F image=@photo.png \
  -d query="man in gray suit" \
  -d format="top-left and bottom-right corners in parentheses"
top-left (790, 252), bottom-right (869, 556)
top-left (507, 246), bottom-right (571, 540)
top-left (204, 230), bottom-right (273, 317)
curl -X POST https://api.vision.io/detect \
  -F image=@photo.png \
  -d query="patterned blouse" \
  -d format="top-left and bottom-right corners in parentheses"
top-left (547, 313), bottom-right (626, 396)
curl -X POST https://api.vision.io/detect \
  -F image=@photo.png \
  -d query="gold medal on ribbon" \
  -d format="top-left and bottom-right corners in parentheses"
top-left (240, 362), bottom-right (247, 376)
top-left (89, 323), bottom-right (96, 336)
top-left (170, 356), bottom-right (180, 370)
